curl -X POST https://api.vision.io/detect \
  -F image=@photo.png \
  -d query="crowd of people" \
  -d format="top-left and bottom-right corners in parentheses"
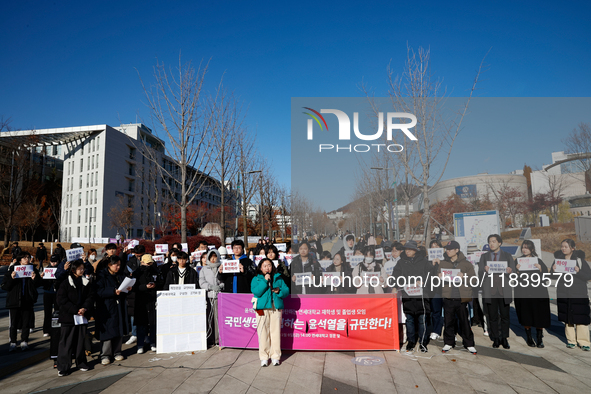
top-left (2, 234), bottom-right (590, 374)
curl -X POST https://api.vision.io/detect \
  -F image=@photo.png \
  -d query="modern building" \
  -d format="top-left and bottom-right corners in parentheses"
top-left (1, 123), bottom-right (237, 242)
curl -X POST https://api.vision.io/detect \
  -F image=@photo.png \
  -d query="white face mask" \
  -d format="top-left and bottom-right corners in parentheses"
top-left (364, 257), bottom-right (374, 265)
top-left (89, 255), bottom-right (96, 261)
top-left (171, 256), bottom-right (178, 262)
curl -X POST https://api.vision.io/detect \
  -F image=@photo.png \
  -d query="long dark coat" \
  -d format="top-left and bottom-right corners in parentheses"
top-left (94, 269), bottom-right (130, 340)
top-left (132, 264), bottom-right (158, 326)
top-left (554, 250), bottom-right (591, 325)
top-left (57, 274), bottom-right (94, 325)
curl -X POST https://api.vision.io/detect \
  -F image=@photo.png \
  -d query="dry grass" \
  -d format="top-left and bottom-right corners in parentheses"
top-left (502, 223), bottom-right (590, 256)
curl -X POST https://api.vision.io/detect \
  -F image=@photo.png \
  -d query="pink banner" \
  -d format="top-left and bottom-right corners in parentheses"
top-left (217, 293), bottom-right (400, 350)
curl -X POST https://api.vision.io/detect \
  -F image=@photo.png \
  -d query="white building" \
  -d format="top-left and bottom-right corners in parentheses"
top-left (1, 123), bottom-right (235, 242)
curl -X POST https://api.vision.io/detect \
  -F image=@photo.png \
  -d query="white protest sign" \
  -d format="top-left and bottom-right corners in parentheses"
top-left (225, 244), bottom-right (232, 251)
top-left (156, 289), bottom-right (206, 353)
top-left (517, 257), bottom-right (538, 271)
top-left (128, 239), bottom-right (140, 248)
top-left (181, 243), bottom-right (189, 253)
top-left (441, 268), bottom-right (462, 284)
top-left (274, 243), bottom-right (287, 252)
top-left (208, 245), bottom-right (215, 250)
top-left (170, 284), bottom-right (195, 291)
top-left (295, 272), bottom-right (312, 286)
top-left (117, 277), bottom-right (136, 292)
top-left (488, 261), bottom-right (508, 274)
top-left (404, 284), bottom-right (423, 296)
top-left (153, 255), bottom-right (165, 266)
top-left (323, 271), bottom-right (341, 284)
top-left (43, 267), bottom-right (57, 279)
top-left (14, 265), bottom-right (34, 278)
top-left (272, 260), bottom-right (279, 267)
top-left (345, 250), bottom-right (354, 262)
top-left (155, 244), bottom-right (169, 255)
top-left (349, 255), bottom-right (364, 269)
top-left (363, 271), bottom-right (381, 286)
top-left (254, 255), bottom-right (265, 264)
top-left (73, 315), bottom-right (88, 325)
top-left (222, 260), bottom-right (240, 273)
top-left (555, 259), bottom-right (577, 274)
top-left (283, 254), bottom-right (295, 266)
top-left (319, 260), bottom-right (333, 271)
top-left (383, 260), bottom-right (397, 276)
top-left (191, 251), bottom-right (204, 263)
top-left (385, 252), bottom-right (392, 261)
top-left (375, 248), bottom-right (384, 260)
top-left (472, 251), bottom-right (485, 263)
top-left (428, 248), bottom-right (444, 261)
top-left (66, 247), bottom-right (84, 261)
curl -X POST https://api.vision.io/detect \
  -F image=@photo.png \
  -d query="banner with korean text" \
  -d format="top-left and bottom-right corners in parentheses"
top-left (218, 293), bottom-right (399, 350)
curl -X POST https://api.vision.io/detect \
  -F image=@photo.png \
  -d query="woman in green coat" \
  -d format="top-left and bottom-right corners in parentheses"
top-left (251, 258), bottom-right (290, 367)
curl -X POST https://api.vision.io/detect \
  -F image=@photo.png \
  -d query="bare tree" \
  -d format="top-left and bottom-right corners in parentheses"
top-left (386, 46), bottom-right (487, 242)
top-left (138, 56), bottom-right (219, 243)
top-left (563, 122), bottom-right (591, 173)
top-left (236, 128), bottom-right (260, 242)
top-left (108, 195), bottom-right (135, 238)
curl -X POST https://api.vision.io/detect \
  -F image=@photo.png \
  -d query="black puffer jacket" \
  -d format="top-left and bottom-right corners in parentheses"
top-left (554, 250), bottom-right (591, 325)
top-left (2, 265), bottom-right (42, 309)
top-left (392, 250), bottom-right (436, 314)
top-left (57, 274), bottom-right (94, 325)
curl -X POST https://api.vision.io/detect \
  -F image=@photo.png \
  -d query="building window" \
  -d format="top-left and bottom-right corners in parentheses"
top-left (97, 136), bottom-right (100, 150)
top-left (95, 190), bottom-right (97, 204)
top-left (77, 227), bottom-right (80, 237)
top-left (94, 225), bottom-right (96, 237)
top-left (129, 146), bottom-right (136, 160)
top-left (87, 157), bottom-right (90, 171)
top-left (129, 163), bottom-right (134, 176)
top-left (86, 191), bottom-right (88, 205)
top-left (90, 173), bottom-right (93, 187)
top-left (86, 174), bottom-right (89, 188)
top-left (85, 208), bottom-right (88, 222)
top-left (79, 175), bottom-right (82, 189)
top-left (80, 158), bottom-right (83, 172)
top-left (128, 179), bottom-right (134, 192)
top-left (78, 209), bottom-right (81, 224)
top-left (78, 193), bottom-right (81, 206)
top-left (94, 207), bottom-right (97, 221)
top-left (95, 172), bottom-right (98, 186)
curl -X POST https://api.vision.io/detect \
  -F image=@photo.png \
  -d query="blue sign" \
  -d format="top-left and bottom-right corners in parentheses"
top-left (455, 185), bottom-right (477, 199)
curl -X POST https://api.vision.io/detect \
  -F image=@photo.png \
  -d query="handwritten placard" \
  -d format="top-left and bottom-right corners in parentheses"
top-left (345, 250), bottom-right (354, 262)
top-left (555, 259), bottom-right (576, 274)
top-left (363, 271), bottom-right (381, 285)
top-left (66, 247), bottom-right (84, 261)
top-left (14, 265), bottom-right (34, 278)
top-left (295, 272), bottom-right (312, 286)
top-left (274, 243), bottom-right (287, 252)
top-left (43, 267), bottom-right (57, 279)
top-left (428, 248), bottom-right (444, 261)
top-left (385, 252), bottom-right (392, 261)
top-left (323, 271), bottom-right (342, 283)
top-left (375, 248), bottom-right (384, 260)
top-left (283, 254), bottom-right (295, 266)
top-left (208, 245), bottom-right (216, 250)
top-left (181, 243), bottom-right (189, 253)
top-left (319, 260), bottom-right (333, 271)
top-left (349, 255), bottom-right (364, 269)
top-left (153, 255), bottom-right (165, 266)
top-left (254, 255), bottom-right (265, 264)
top-left (191, 250), bottom-right (205, 263)
top-left (517, 257), bottom-right (538, 271)
top-left (222, 260), bottom-right (240, 273)
top-left (488, 261), bottom-right (508, 274)
top-left (155, 244), bottom-right (169, 255)
top-left (128, 239), bottom-right (140, 248)
top-left (404, 284), bottom-right (423, 296)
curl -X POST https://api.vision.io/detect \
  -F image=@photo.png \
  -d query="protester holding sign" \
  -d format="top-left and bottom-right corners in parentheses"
top-left (552, 239), bottom-right (591, 351)
top-left (2, 252), bottom-right (42, 351)
top-left (164, 252), bottom-right (199, 290)
top-left (289, 241), bottom-right (323, 294)
top-left (95, 256), bottom-right (132, 364)
top-left (132, 254), bottom-right (159, 353)
top-left (478, 234), bottom-right (516, 349)
top-left (41, 255), bottom-right (61, 337)
top-left (352, 246), bottom-right (386, 294)
top-left (218, 240), bottom-right (254, 294)
top-left (324, 251), bottom-right (354, 294)
top-left (56, 260), bottom-right (93, 376)
top-left (93, 243), bottom-right (118, 273)
top-left (199, 249), bottom-right (223, 347)
top-left (428, 240), bottom-right (444, 341)
top-left (513, 240), bottom-right (551, 348)
top-left (437, 241), bottom-right (477, 354)
top-left (251, 258), bottom-right (290, 367)
top-left (266, 245), bottom-right (290, 292)
top-left (392, 241), bottom-right (436, 352)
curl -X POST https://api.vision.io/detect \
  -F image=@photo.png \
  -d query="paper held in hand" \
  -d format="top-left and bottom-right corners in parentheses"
top-left (517, 257), bottom-right (538, 271)
top-left (222, 260), bottom-right (240, 273)
top-left (404, 284), bottom-right (423, 296)
top-left (43, 267), bottom-right (57, 279)
top-left (155, 244), bottom-right (169, 254)
top-left (127, 239), bottom-right (140, 248)
top-left (14, 265), bottom-right (34, 278)
top-left (117, 277), bottom-right (136, 292)
top-left (66, 247), bottom-right (84, 261)
top-left (322, 271), bottom-right (342, 280)
top-left (274, 243), bottom-right (287, 252)
top-left (554, 259), bottom-right (577, 274)
top-left (374, 248), bottom-right (384, 260)
top-left (73, 315), bottom-right (88, 325)
top-left (181, 243), bottom-right (189, 252)
top-left (319, 260), bottom-right (333, 271)
top-left (295, 272), bottom-right (312, 286)
top-left (488, 261), bottom-right (508, 274)
top-left (153, 255), bottom-right (165, 266)
top-left (349, 256), bottom-right (364, 268)
top-left (428, 248), bottom-right (444, 261)
top-left (345, 250), bottom-right (354, 262)
top-left (441, 268), bottom-right (461, 283)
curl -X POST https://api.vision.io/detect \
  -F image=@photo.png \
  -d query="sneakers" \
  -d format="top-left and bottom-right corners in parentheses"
top-left (137, 347), bottom-right (144, 354)
top-left (582, 346), bottom-right (590, 351)
top-left (58, 371), bottom-right (67, 377)
top-left (30, 329), bottom-right (33, 334)
top-left (418, 344), bottom-right (428, 353)
top-left (405, 342), bottom-right (416, 352)
top-left (442, 344), bottom-right (453, 353)
top-left (272, 359), bottom-right (280, 366)
top-left (466, 346), bottom-right (477, 354)
top-left (261, 359), bottom-right (269, 367)
top-left (101, 358), bottom-right (111, 365)
top-left (20, 342), bottom-right (29, 351)
top-left (43, 333), bottom-right (50, 337)
top-left (566, 343), bottom-right (576, 349)
top-left (9, 343), bottom-right (17, 352)
top-left (114, 355), bottom-right (124, 361)
top-left (484, 330), bottom-right (489, 337)
top-left (150, 344), bottom-right (157, 352)
top-left (125, 336), bottom-right (137, 345)
top-left (430, 333), bottom-right (440, 340)
top-left (79, 367), bottom-right (89, 372)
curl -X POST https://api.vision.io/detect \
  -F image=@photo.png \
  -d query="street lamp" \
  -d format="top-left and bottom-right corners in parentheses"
top-left (371, 167), bottom-right (399, 242)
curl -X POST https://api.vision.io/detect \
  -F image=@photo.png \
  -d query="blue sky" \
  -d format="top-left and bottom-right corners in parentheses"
top-left (2, 1), bottom-right (590, 210)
